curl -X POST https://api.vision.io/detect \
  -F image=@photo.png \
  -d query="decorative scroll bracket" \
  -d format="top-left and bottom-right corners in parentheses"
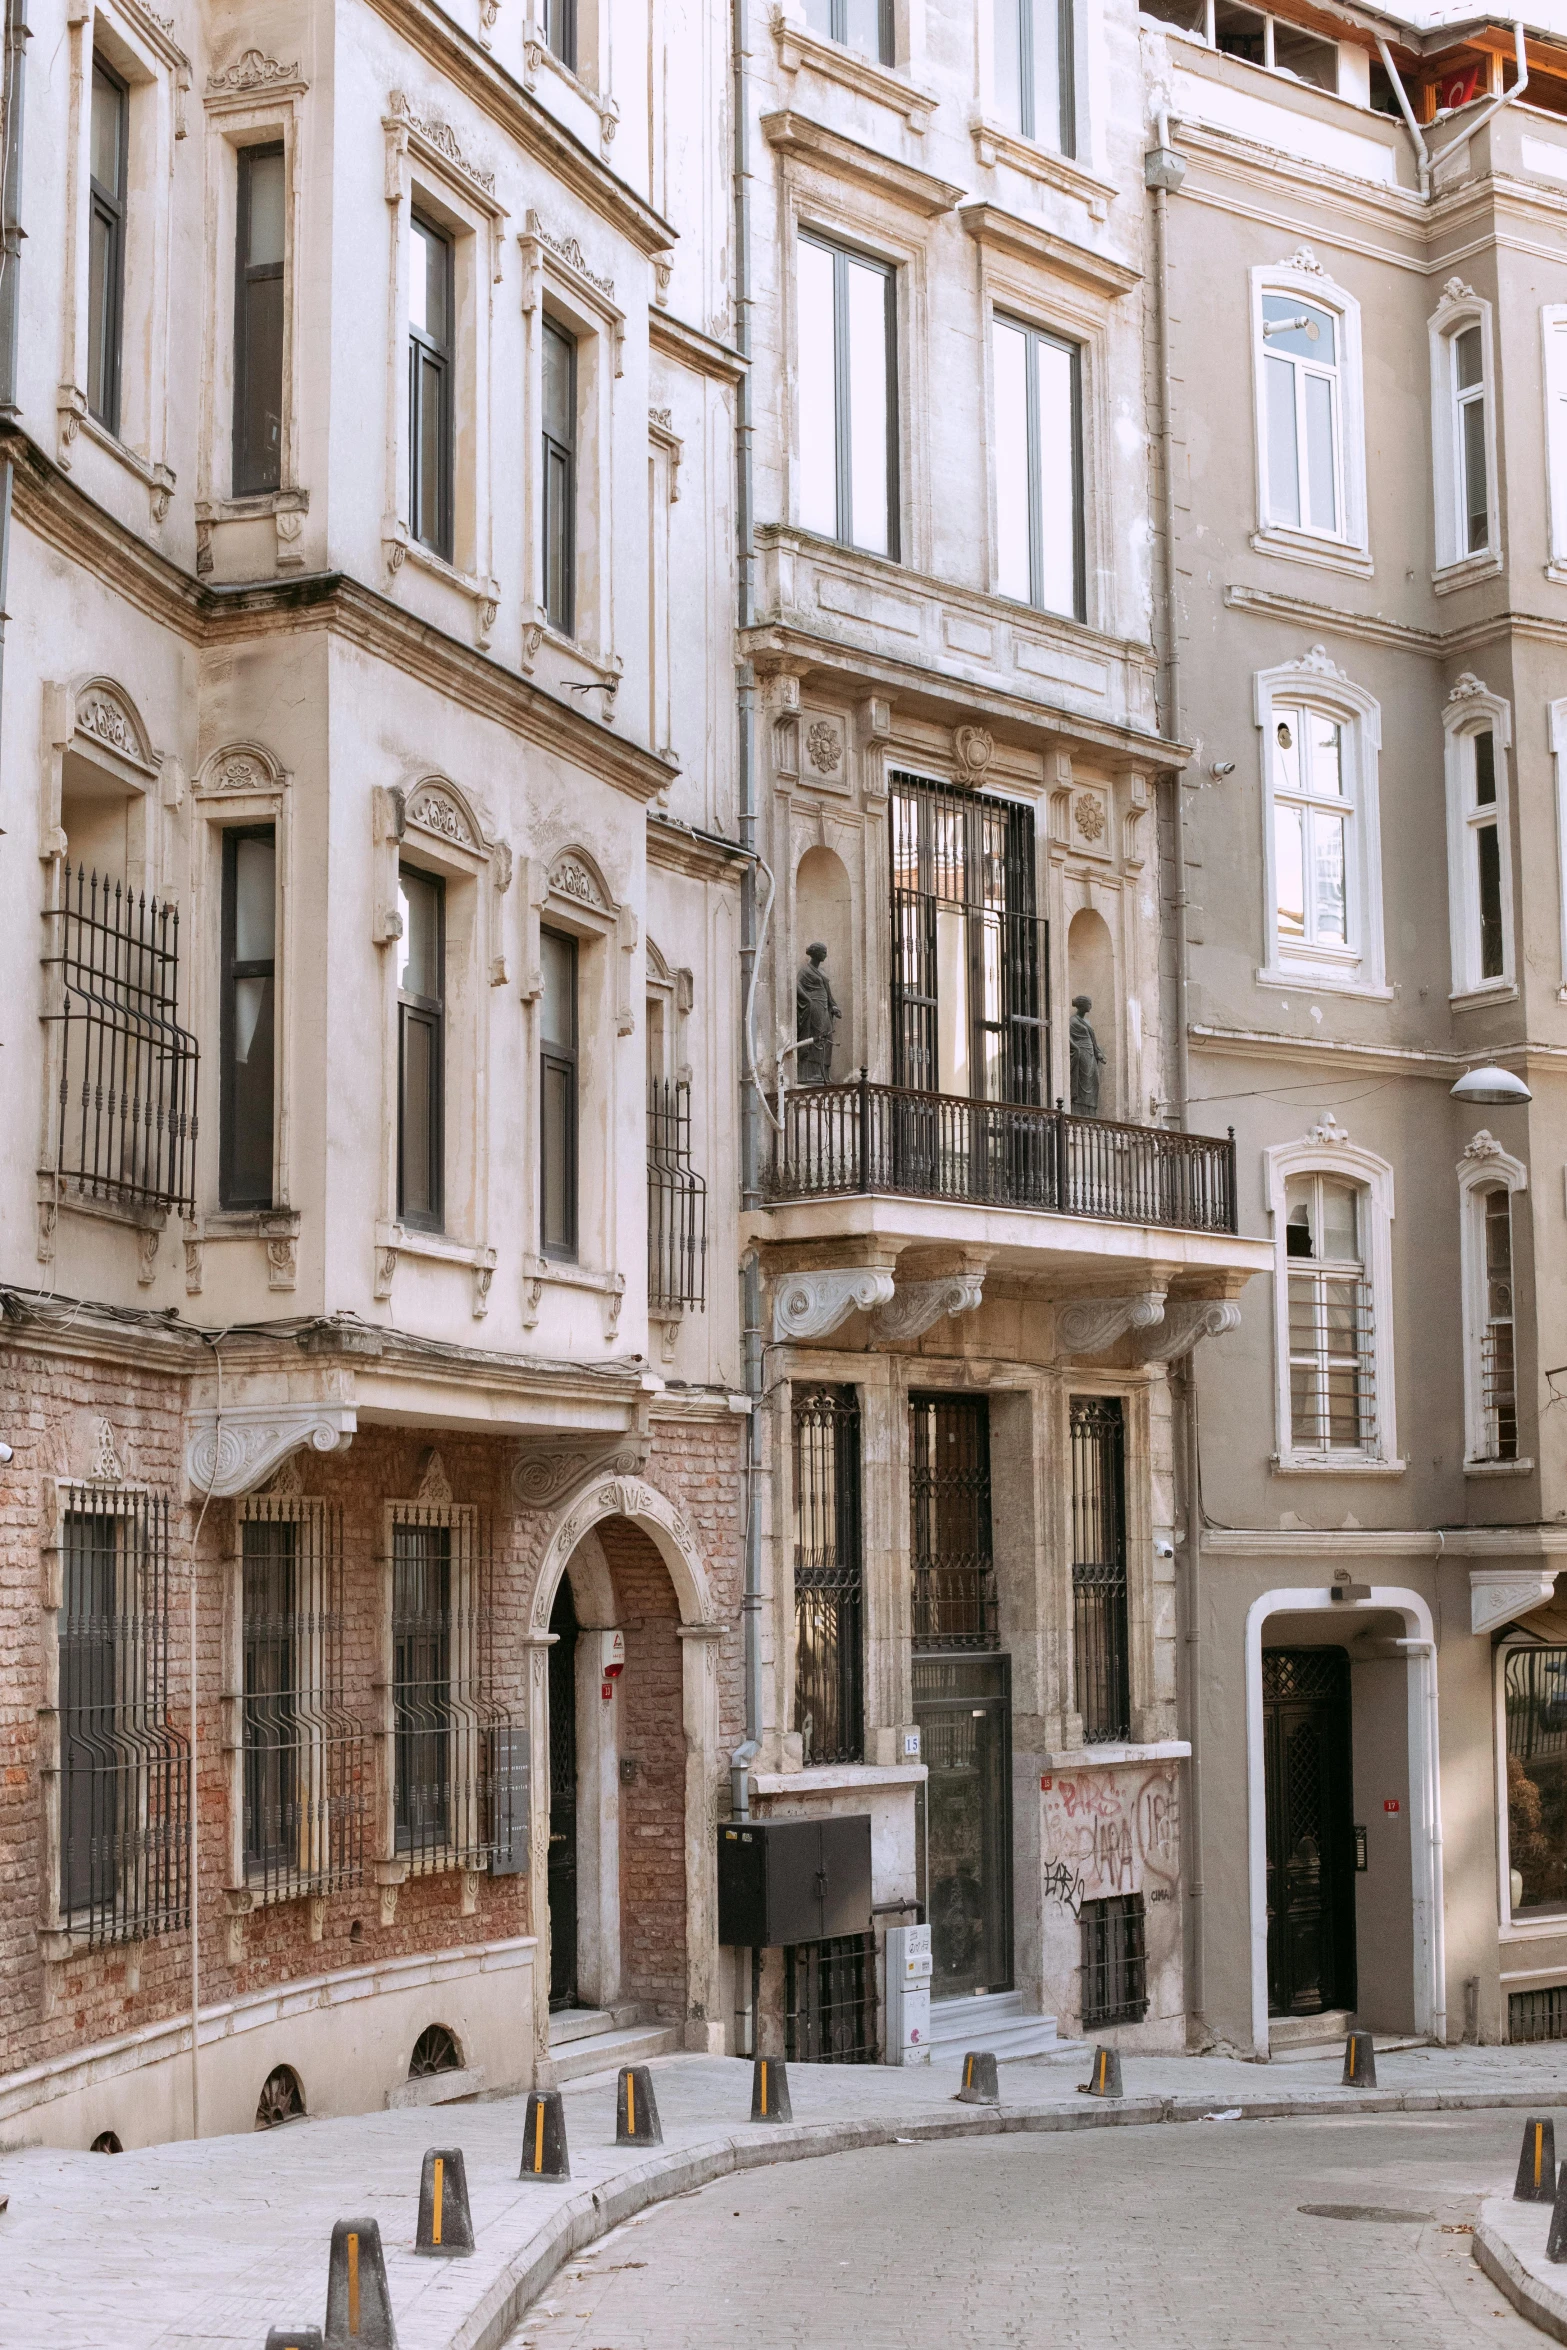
top-left (511, 1432), bottom-right (651, 1510)
top-left (1134, 1299), bottom-right (1241, 1363)
top-left (185, 1402), bottom-right (356, 1496)
top-left (1055, 1292), bottom-right (1166, 1359)
top-left (1471, 1567), bottom-right (1560, 1636)
top-left (871, 1272), bottom-right (985, 1343)
top-left (772, 1267), bottom-right (895, 1342)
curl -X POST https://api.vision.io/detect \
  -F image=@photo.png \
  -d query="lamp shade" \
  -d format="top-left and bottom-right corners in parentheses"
top-left (1450, 1065), bottom-right (1532, 1106)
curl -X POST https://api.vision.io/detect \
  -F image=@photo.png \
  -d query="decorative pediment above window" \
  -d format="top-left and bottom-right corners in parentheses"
top-left (195, 741), bottom-right (288, 800)
top-left (406, 780), bottom-right (482, 852)
top-left (384, 92), bottom-right (507, 281)
top-left (385, 88), bottom-right (495, 194)
top-left (549, 847), bottom-right (614, 911)
top-left (207, 47), bottom-right (305, 98)
top-left (72, 679), bottom-right (160, 778)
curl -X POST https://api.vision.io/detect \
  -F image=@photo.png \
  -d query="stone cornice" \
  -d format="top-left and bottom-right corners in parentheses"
top-left (648, 308), bottom-right (748, 385)
top-left (6, 430), bottom-right (678, 806)
top-left (760, 108), bottom-right (966, 217)
top-left (362, 0), bottom-right (675, 254)
top-left (646, 814), bottom-right (750, 882)
top-left (959, 202), bottom-right (1140, 299)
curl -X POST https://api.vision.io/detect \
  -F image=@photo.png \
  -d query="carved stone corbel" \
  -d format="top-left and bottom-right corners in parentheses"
top-left (512, 1431), bottom-right (651, 1510)
top-left (871, 1272), bottom-right (985, 1343)
top-left (375, 1858), bottom-right (409, 1928)
top-left (1471, 1567), bottom-right (1561, 1636)
top-left (185, 1402), bottom-right (357, 1496)
top-left (1055, 1292), bottom-right (1166, 1358)
top-left (772, 1267), bottom-right (895, 1342)
top-left (1134, 1299), bottom-right (1240, 1363)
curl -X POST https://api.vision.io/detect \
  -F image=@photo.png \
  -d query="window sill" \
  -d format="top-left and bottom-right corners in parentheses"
top-left (1041, 1738), bottom-right (1191, 1771)
top-left (1500, 1914), bottom-right (1567, 1946)
top-left (375, 1220), bottom-right (496, 1318)
top-left (1433, 548), bottom-right (1503, 595)
top-left (752, 1761), bottom-right (927, 1794)
top-left (1547, 560), bottom-right (1567, 588)
top-left (1249, 527), bottom-right (1374, 580)
top-left (58, 393), bottom-right (177, 529)
top-left (969, 116), bottom-right (1116, 221)
top-left (1450, 980), bottom-right (1517, 1010)
top-left (523, 1254), bottom-right (627, 1340)
top-left (772, 8), bottom-right (936, 131)
top-left (382, 520), bottom-right (501, 651)
top-left (1256, 965), bottom-right (1393, 1002)
top-left (1271, 1454), bottom-right (1407, 1476)
top-left (203, 1206), bottom-right (300, 1239)
top-left (519, 33), bottom-right (618, 157)
top-left (1466, 1456), bottom-right (1534, 1478)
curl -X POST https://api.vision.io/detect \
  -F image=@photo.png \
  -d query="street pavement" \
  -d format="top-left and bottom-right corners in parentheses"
top-left (511, 2109), bottom-right (1545, 2350)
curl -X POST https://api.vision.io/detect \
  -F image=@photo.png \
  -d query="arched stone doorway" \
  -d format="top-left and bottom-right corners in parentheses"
top-left (528, 1478), bottom-right (723, 2064)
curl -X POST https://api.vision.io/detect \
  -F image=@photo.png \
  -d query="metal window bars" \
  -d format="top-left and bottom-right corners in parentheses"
top-left (1079, 1892), bottom-right (1147, 2029)
top-left (390, 1504), bottom-right (522, 1876)
top-left (1287, 1271), bottom-right (1376, 1453)
top-left (239, 1498), bottom-right (368, 1902)
top-left (1070, 1396), bottom-right (1130, 1745)
top-left (910, 1394), bottom-right (997, 1651)
top-left (1481, 1324), bottom-right (1518, 1463)
top-left (58, 1487), bottom-right (190, 1946)
top-left (647, 1077), bottom-right (707, 1310)
top-left (784, 1930), bottom-right (879, 2063)
top-left (792, 1386), bottom-right (864, 1767)
top-left (45, 864), bottom-right (199, 1215)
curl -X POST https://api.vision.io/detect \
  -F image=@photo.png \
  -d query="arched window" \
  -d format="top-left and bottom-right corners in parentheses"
top-left (409, 2023), bottom-right (463, 2077)
top-left (1250, 257), bottom-right (1367, 569)
top-left (1429, 282), bottom-right (1499, 578)
top-left (255, 2064), bottom-right (306, 2128)
top-left (1443, 677), bottom-right (1514, 1003)
top-left (1255, 651), bottom-right (1385, 995)
top-left (1266, 1123), bottom-right (1398, 1471)
top-left (1458, 1135), bottom-right (1528, 1471)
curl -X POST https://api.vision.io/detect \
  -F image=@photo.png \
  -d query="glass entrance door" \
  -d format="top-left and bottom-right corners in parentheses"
top-left (1263, 1646), bottom-right (1356, 2017)
top-left (547, 1577), bottom-right (579, 2009)
top-left (914, 1653), bottom-right (1013, 1999)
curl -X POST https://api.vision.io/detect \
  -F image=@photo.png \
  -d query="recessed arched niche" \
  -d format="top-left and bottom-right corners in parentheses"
top-left (1066, 907), bottom-right (1116, 1119)
top-left (794, 846), bottom-right (853, 1085)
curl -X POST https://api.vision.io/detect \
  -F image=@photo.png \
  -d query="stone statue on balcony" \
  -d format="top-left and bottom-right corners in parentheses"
top-left (1069, 994), bottom-right (1106, 1117)
top-left (796, 942), bottom-right (841, 1087)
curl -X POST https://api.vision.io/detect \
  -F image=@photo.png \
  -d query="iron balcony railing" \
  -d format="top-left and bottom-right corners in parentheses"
top-left (769, 1074), bottom-right (1237, 1235)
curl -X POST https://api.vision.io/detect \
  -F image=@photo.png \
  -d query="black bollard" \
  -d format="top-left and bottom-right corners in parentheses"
top-left (323, 2217), bottom-right (397, 2350)
top-left (266, 2333), bottom-right (324, 2350)
top-left (1515, 2117), bottom-right (1558, 2204)
top-left (750, 2055), bottom-right (792, 2122)
top-left (415, 2148), bottom-right (474, 2256)
top-left (1079, 2044), bottom-right (1124, 2100)
top-left (955, 2050), bottom-right (999, 2106)
top-left (1342, 2030), bottom-right (1377, 2089)
top-left (617, 2064), bottom-right (663, 2147)
top-left (519, 2088), bottom-right (570, 2181)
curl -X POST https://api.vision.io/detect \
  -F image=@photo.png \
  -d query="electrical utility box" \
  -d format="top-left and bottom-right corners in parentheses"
top-left (883, 1922), bottom-right (932, 2064)
top-left (716, 1816), bottom-right (872, 1947)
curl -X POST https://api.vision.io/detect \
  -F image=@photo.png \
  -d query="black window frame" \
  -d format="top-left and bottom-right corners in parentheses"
top-left (792, 1384), bottom-right (865, 1767)
top-left (232, 140), bottom-right (286, 498)
top-left (540, 925), bottom-right (579, 1262)
top-left (801, 231), bottom-right (900, 562)
top-left (541, 316), bottom-right (578, 636)
top-left (219, 822), bottom-right (277, 1211)
top-left (396, 863), bottom-right (446, 1234)
top-left (997, 312), bottom-right (1086, 623)
top-left (1079, 1892), bottom-right (1148, 2029)
top-left (408, 211), bottom-right (455, 563)
top-left (88, 53), bottom-right (129, 436)
top-left (909, 1392), bottom-right (997, 1652)
top-left (392, 1519), bottom-right (453, 1858)
top-left (1070, 1394), bottom-right (1130, 1744)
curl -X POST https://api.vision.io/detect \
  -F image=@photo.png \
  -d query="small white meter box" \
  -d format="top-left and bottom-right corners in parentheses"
top-left (884, 1922), bottom-right (932, 2065)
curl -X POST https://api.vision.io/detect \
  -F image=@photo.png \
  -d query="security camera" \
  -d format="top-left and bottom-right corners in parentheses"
top-left (1153, 1537), bottom-right (1175, 1559)
top-left (1210, 760), bottom-right (1236, 779)
top-left (0, 1442), bottom-right (13, 1465)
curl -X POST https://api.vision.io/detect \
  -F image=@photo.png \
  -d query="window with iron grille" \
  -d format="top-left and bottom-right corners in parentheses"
top-left (647, 1077), bottom-right (707, 1309)
top-left (239, 1496), bottom-right (367, 1901)
top-left (389, 1501), bottom-right (514, 1875)
top-left (910, 1395), bottom-right (996, 1650)
top-left (784, 1931), bottom-right (878, 2062)
top-left (890, 774), bottom-right (1047, 1107)
top-left (1284, 1171), bottom-right (1376, 1454)
top-left (792, 1386), bottom-right (864, 1767)
top-left (46, 865), bottom-right (200, 1216)
top-left (1080, 1892), bottom-right (1146, 2029)
top-left (57, 1487), bottom-right (190, 1945)
top-left (1071, 1396), bottom-right (1130, 1744)
top-left (1504, 1647), bottom-right (1567, 1916)
top-left (1510, 1985), bottom-right (1567, 2044)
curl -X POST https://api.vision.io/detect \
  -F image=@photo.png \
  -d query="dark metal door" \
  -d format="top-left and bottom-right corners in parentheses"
top-left (913, 1653), bottom-right (1013, 1998)
top-left (547, 1578), bottom-right (578, 2010)
top-left (1263, 1647), bottom-right (1356, 2018)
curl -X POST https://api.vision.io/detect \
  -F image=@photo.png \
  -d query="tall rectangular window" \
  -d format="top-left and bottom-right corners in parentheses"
top-left (1468, 728), bottom-right (1505, 985)
top-left (240, 1497), bottom-right (364, 1897)
top-left (233, 143), bottom-right (285, 497)
top-left (542, 319), bottom-right (577, 636)
top-left (1070, 1396), bottom-right (1129, 1744)
top-left (1270, 704), bottom-right (1349, 957)
top-left (243, 1513), bottom-right (298, 1880)
top-left (393, 1520), bottom-right (451, 1857)
top-left (545, 0), bottom-right (577, 70)
top-left (397, 866), bottom-right (444, 1231)
top-left (1285, 1172), bottom-right (1375, 1453)
top-left (1453, 323), bottom-right (1488, 556)
top-left (793, 1387), bottom-right (864, 1768)
top-left (1262, 294), bottom-right (1342, 537)
top-left (540, 927), bottom-right (578, 1260)
top-left (910, 1394), bottom-right (995, 1650)
top-left (408, 213), bottom-right (454, 561)
top-left (1480, 1185), bottom-right (1518, 1464)
top-left (993, 316), bottom-right (1083, 619)
top-left (88, 56), bottom-right (128, 434)
top-left (798, 235), bottom-right (898, 560)
top-left (220, 825), bottom-right (276, 1209)
top-left (994, 0), bottom-right (1073, 153)
top-left (802, 0), bottom-right (892, 62)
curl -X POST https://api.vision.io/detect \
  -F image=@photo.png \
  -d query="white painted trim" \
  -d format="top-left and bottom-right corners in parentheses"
top-left (1263, 1126), bottom-right (1397, 1470)
top-left (1254, 650), bottom-right (1385, 994)
top-left (1245, 1586), bottom-right (1442, 2058)
top-left (1456, 1135), bottom-right (1527, 1467)
top-left (1248, 259), bottom-right (1367, 561)
top-left (1443, 677), bottom-right (1515, 999)
top-left (1428, 284), bottom-right (1501, 578)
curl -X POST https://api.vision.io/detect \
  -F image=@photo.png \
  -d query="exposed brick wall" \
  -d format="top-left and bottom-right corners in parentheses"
top-left (599, 1517), bottom-right (686, 2020)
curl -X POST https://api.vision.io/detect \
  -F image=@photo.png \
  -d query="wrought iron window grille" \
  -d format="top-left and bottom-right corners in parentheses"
top-left (1080, 1892), bottom-right (1147, 2030)
top-left (56, 1484), bottom-right (190, 1946)
top-left (408, 2022), bottom-right (463, 2077)
top-left (792, 1386), bottom-right (864, 1767)
top-left (647, 1077), bottom-right (708, 1310)
top-left (784, 1931), bottom-right (879, 2063)
top-left (388, 1502), bottom-right (522, 1877)
top-left (1510, 1986), bottom-right (1567, 2044)
top-left (910, 1394), bottom-right (997, 1652)
top-left (1287, 1269), bottom-right (1377, 1455)
top-left (1070, 1396), bottom-right (1130, 1744)
top-left (238, 1497), bottom-right (367, 1903)
top-left (44, 864), bottom-right (199, 1216)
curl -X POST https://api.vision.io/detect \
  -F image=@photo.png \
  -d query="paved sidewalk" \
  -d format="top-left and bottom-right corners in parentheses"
top-left (5, 2042), bottom-right (1567, 2350)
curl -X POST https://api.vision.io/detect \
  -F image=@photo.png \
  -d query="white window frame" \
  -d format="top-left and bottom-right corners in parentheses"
top-left (1457, 1134), bottom-right (1528, 1475)
top-left (1442, 673), bottom-right (1514, 1005)
top-left (1429, 280), bottom-right (1501, 587)
top-left (1545, 306), bottom-right (1567, 584)
top-left (1265, 1125), bottom-right (1401, 1474)
top-left (1249, 258), bottom-right (1369, 576)
top-left (1255, 648), bottom-right (1386, 997)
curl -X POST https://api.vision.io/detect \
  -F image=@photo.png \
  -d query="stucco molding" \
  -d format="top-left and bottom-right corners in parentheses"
top-left (870, 1272), bottom-right (985, 1342)
top-left (1055, 1292), bottom-right (1165, 1357)
top-left (772, 1267), bottom-right (896, 1341)
top-left (1471, 1568), bottom-right (1559, 1636)
top-left (185, 1402), bottom-right (357, 1496)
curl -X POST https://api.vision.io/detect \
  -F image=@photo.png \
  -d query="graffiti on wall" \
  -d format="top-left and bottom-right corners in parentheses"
top-left (1040, 1767), bottom-right (1180, 1911)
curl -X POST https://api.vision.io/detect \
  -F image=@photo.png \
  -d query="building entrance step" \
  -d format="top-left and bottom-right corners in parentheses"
top-left (928, 1990), bottom-right (1061, 2061)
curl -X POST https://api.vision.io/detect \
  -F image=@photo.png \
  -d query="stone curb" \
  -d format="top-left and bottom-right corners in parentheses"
top-left (1475, 2210), bottom-right (1567, 2347)
top-left (448, 2084), bottom-right (1567, 2350)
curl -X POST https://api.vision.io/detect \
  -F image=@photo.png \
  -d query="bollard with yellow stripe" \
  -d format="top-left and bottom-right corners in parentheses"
top-left (415, 2147), bottom-right (475, 2257)
top-left (1079, 2044), bottom-right (1123, 2100)
top-left (750, 2055), bottom-right (793, 2123)
top-left (955, 2050), bottom-right (999, 2107)
top-left (617, 2064), bottom-right (663, 2147)
top-left (323, 2216), bottom-right (397, 2350)
top-left (1518, 2117), bottom-right (1560, 2205)
top-left (1341, 2030), bottom-right (1377, 2089)
top-left (519, 2087), bottom-right (570, 2181)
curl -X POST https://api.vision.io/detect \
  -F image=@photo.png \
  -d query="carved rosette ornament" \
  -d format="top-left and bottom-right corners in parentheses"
top-left (185, 1404), bottom-right (356, 1496)
top-left (771, 1268), bottom-right (896, 1342)
top-left (871, 1273), bottom-right (986, 1342)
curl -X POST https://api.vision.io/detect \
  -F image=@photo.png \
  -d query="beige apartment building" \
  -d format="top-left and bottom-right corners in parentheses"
top-left (0, 0), bottom-right (749, 2146)
top-left (1145, 0), bottom-right (1567, 2054)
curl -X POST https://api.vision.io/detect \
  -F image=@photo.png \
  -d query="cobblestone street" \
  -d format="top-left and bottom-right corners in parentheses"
top-left (512, 2110), bottom-right (1541, 2350)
